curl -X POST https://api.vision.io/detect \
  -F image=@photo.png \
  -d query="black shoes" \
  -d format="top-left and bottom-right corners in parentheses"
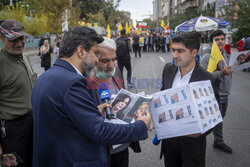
top-left (213, 142), bottom-right (233, 154)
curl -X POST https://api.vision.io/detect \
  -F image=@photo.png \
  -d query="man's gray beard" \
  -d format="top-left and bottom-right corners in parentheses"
top-left (81, 54), bottom-right (95, 77)
top-left (93, 66), bottom-right (116, 79)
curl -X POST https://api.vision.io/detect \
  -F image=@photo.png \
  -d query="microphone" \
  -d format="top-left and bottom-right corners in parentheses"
top-left (99, 86), bottom-right (112, 119)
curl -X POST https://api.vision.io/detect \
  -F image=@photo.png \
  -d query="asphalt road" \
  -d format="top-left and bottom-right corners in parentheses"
top-left (27, 49), bottom-right (250, 167)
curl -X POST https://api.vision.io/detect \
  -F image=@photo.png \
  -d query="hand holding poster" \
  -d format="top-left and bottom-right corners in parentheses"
top-left (111, 89), bottom-right (152, 123)
top-left (106, 89), bottom-right (152, 151)
top-left (229, 50), bottom-right (250, 71)
top-left (149, 80), bottom-right (222, 140)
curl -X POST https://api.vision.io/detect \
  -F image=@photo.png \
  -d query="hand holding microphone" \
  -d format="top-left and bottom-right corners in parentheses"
top-left (99, 84), bottom-right (113, 119)
top-left (97, 103), bottom-right (111, 117)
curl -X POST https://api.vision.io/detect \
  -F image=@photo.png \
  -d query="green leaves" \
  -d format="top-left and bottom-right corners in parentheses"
top-left (223, 0), bottom-right (250, 44)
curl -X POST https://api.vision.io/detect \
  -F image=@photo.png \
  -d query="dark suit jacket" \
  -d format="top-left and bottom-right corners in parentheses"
top-left (160, 62), bottom-right (220, 158)
top-left (31, 58), bottom-right (148, 167)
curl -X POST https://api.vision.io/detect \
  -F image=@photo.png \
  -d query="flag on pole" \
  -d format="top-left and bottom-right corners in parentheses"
top-left (161, 20), bottom-right (167, 29)
top-left (119, 23), bottom-right (123, 32)
top-left (128, 23), bottom-right (133, 34)
top-left (107, 24), bottom-right (111, 39)
top-left (136, 21), bottom-right (147, 28)
top-left (137, 27), bottom-right (141, 35)
top-left (207, 42), bottom-right (224, 73)
top-left (125, 22), bottom-right (129, 34)
top-left (119, 22), bottom-right (123, 36)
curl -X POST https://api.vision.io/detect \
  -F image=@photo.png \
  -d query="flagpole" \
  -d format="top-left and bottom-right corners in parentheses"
top-left (213, 40), bottom-right (228, 67)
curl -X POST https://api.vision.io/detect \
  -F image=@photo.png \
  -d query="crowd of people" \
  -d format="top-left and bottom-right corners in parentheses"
top-left (113, 31), bottom-right (173, 56)
top-left (0, 18), bottom-right (249, 167)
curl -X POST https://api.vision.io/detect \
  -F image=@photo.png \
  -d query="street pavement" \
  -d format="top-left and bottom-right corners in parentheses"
top-left (26, 48), bottom-right (250, 167)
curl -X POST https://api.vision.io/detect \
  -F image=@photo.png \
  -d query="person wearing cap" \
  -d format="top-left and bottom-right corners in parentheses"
top-left (0, 19), bottom-right (37, 167)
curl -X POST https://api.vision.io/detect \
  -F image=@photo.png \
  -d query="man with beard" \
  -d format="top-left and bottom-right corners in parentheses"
top-left (31, 27), bottom-right (151, 167)
top-left (0, 19), bottom-right (37, 167)
top-left (160, 32), bottom-right (220, 167)
top-left (201, 30), bottom-right (233, 154)
top-left (91, 37), bottom-right (141, 167)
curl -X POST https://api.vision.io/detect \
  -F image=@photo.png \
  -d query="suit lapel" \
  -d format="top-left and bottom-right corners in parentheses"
top-left (189, 63), bottom-right (200, 83)
top-left (165, 65), bottom-right (178, 89)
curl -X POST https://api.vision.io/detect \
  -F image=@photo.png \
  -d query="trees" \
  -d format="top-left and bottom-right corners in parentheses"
top-left (223, 0), bottom-right (250, 43)
top-left (0, 2), bottom-right (48, 36)
top-left (142, 18), bottom-right (157, 31)
top-left (24, 0), bottom-right (71, 35)
top-left (0, 0), bottom-right (126, 35)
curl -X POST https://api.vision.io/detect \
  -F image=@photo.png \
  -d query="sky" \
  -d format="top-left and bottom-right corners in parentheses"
top-left (118, 0), bottom-right (153, 24)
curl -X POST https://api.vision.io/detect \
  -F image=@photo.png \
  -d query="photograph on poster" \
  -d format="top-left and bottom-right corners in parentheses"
top-left (149, 80), bottom-right (223, 140)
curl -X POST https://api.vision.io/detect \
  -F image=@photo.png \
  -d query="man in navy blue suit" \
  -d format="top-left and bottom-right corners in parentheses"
top-left (31, 27), bottom-right (151, 167)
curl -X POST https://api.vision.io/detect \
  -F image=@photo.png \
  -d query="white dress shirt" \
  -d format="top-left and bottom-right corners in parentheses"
top-left (171, 67), bottom-right (195, 88)
top-left (68, 62), bottom-right (83, 77)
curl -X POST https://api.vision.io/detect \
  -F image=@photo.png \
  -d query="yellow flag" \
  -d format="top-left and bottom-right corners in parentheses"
top-left (107, 24), bottom-right (111, 39)
top-left (128, 23), bottom-right (133, 33)
top-left (119, 23), bottom-right (123, 36)
top-left (137, 27), bottom-right (141, 35)
top-left (119, 23), bottom-right (123, 31)
top-left (207, 42), bottom-right (224, 73)
top-left (125, 22), bottom-right (129, 34)
top-left (88, 23), bottom-right (92, 27)
top-left (161, 20), bottom-right (166, 29)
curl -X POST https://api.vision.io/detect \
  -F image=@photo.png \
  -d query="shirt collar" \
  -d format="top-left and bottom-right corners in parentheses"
top-left (68, 62), bottom-right (83, 77)
top-left (177, 66), bottom-right (195, 79)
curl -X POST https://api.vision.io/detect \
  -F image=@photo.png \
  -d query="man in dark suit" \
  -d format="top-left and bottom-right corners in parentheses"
top-left (31, 27), bottom-right (151, 167)
top-left (160, 32), bottom-right (220, 167)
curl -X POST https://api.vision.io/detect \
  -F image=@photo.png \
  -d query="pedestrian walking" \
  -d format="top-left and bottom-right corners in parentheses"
top-left (116, 29), bottom-right (133, 88)
top-left (132, 34), bottom-right (141, 57)
top-left (40, 39), bottom-right (53, 71)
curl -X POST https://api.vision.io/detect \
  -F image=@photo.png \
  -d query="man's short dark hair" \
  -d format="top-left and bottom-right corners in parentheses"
top-left (210, 30), bottom-right (225, 42)
top-left (120, 29), bottom-right (126, 35)
top-left (59, 26), bottom-right (104, 58)
top-left (172, 32), bottom-right (201, 51)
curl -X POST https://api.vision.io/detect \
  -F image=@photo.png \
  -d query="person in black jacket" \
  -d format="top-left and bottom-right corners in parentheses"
top-left (116, 30), bottom-right (133, 88)
top-left (155, 33), bottom-right (161, 52)
top-left (132, 34), bottom-right (141, 57)
top-left (160, 33), bottom-right (166, 53)
top-left (160, 32), bottom-right (220, 167)
top-left (40, 39), bottom-right (53, 71)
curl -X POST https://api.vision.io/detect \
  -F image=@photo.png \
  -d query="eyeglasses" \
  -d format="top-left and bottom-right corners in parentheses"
top-left (89, 49), bottom-right (101, 58)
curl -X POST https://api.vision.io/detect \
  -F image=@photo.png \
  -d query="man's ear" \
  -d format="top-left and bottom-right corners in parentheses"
top-left (192, 49), bottom-right (198, 58)
top-left (76, 46), bottom-right (87, 59)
